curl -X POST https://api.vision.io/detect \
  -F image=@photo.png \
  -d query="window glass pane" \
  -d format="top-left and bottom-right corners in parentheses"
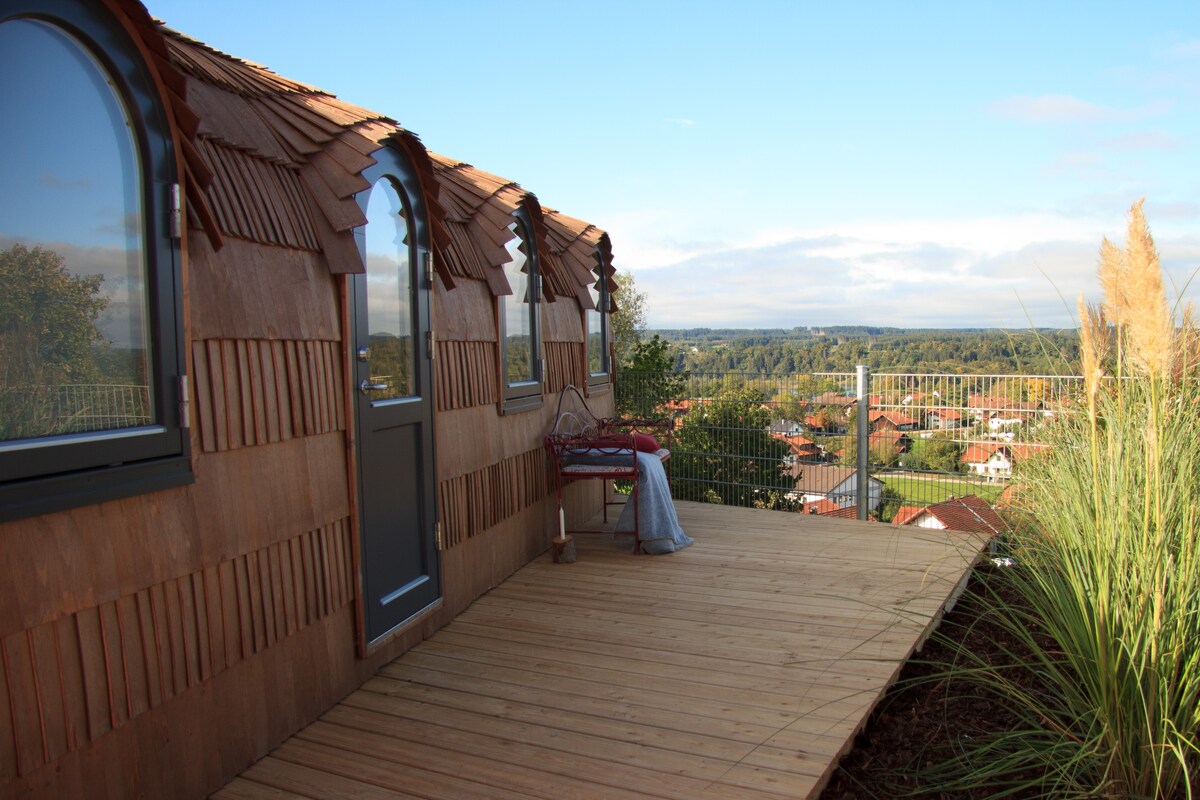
top-left (364, 177), bottom-right (415, 400)
top-left (503, 224), bottom-right (534, 385)
top-left (586, 308), bottom-right (603, 374)
top-left (586, 258), bottom-right (607, 376)
top-left (0, 19), bottom-right (152, 443)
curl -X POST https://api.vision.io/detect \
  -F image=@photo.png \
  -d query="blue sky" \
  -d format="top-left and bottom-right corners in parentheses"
top-left (145, 0), bottom-right (1199, 330)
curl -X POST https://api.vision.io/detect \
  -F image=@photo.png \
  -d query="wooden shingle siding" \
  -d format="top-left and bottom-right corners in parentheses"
top-left (191, 339), bottom-right (344, 452)
top-left (435, 341), bottom-right (499, 411)
top-left (437, 448), bottom-right (552, 548)
top-left (195, 138), bottom-right (320, 250)
top-left (0, 520), bottom-right (353, 782)
top-left (543, 341), bottom-right (586, 397)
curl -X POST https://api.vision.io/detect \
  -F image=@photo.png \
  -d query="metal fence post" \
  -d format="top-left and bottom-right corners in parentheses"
top-left (856, 364), bottom-right (870, 521)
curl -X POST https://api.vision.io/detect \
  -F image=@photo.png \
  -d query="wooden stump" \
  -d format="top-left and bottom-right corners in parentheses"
top-left (551, 535), bottom-right (576, 563)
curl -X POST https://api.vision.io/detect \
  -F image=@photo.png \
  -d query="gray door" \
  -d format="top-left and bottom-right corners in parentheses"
top-left (352, 154), bottom-right (439, 644)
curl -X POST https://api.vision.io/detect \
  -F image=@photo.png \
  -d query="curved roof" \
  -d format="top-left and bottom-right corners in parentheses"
top-left (112, 0), bottom-right (611, 304)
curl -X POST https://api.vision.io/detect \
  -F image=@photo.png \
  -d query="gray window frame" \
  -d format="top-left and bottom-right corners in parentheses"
top-left (500, 209), bottom-right (543, 412)
top-left (0, 0), bottom-right (191, 522)
top-left (586, 247), bottom-right (611, 388)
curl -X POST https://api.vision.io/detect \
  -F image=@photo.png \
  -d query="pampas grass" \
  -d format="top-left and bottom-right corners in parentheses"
top-left (902, 200), bottom-right (1200, 799)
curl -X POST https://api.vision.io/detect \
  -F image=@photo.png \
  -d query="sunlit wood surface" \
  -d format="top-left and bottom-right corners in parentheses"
top-left (213, 500), bottom-right (986, 800)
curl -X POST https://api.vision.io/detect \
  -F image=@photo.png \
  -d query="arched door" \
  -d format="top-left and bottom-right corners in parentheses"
top-left (352, 149), bottom-right (439, 644)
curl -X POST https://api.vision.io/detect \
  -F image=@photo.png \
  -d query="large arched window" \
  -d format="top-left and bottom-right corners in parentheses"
top-left (500, 209), bottom-right (542, 411)
top-left (0, 1), bottom-right (189, 520)
top-left (585, 248), bottom-right (611, 387)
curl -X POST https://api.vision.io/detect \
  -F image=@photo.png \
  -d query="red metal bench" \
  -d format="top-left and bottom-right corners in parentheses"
top-left (544, 385), bottom-right (672, 553)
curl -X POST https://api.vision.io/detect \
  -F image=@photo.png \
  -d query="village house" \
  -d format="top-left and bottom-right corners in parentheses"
top-left (785, 464), bottom-right (883, 512)
top-left (772, 432), bottom-right (824, 463)
top-left (869, 410), bottom-right (918, 432)
top-left (892, 494), bottom-right (1008, 537)
top-left (962, 442), bottom-right (1043, 480)
top-left (926, 407), bottom-right (963, 429)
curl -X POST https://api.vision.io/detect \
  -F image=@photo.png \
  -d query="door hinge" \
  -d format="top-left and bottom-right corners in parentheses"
top-left (434, 521), bottom-right (444, 551)
top-left (423, 251), bottom-right (435, 288)
top-left (178, 374), bottom-right (191, 429)
top-left (427, 330), bottom-right (436, 361)
top-left (168, 183), bottom-right (182, 240)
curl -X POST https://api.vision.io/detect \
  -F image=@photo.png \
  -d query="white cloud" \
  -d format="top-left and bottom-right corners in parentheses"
top-left (1164, 39), bottom-right (1200, 60)
top-left (988, 94), bottom-right (1168, 123)
top-left (1096, 131), bottom-right (1183, 151)
top-left (1046, 151), bottom-right (1104, 175)
top-left (614, 213), bottom-right (1199, 331)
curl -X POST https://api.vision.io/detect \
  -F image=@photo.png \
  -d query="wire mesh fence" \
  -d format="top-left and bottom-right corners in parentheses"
top-left (1, 383), bottom-right (152, 440)
top-left (618, 369), bottom-right (1085, 523)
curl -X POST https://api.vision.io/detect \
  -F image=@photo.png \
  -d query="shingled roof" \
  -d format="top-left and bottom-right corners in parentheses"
top-left (124, 2), bottom-right (610, 303)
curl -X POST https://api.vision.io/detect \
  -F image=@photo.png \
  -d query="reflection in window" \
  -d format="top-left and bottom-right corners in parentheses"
top-left (364, 177), bottom-right (415, 400)
top-left (502, 220), bottom-right (536, 386)
top-left (586, 251), bottom-right (609, 380)
top-left (0, 19), bottom-right (151, 442)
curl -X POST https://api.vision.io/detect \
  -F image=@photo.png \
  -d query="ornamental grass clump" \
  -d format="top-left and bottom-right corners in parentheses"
top-left (910, 200), bottom-right (1200, 798)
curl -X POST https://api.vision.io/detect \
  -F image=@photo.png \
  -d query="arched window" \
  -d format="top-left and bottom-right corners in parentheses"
top-left (362, 176), bottom-right (417, 400)
top-left (585, 248), bottom-right (611, 386)
top-left (500, 210), bottom-right (542, 411)
top-left (0, 2), bottom-right (189, 520)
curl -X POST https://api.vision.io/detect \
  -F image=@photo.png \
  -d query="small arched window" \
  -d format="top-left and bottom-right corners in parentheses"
top-left (585, 248), bottom-right (610, 386)
top-left (0, 2), bottom-right (189, 520)
top-left (500, 210), bottom-right (542, 411)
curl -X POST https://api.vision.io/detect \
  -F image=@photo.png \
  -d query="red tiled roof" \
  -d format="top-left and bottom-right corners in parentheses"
top-left (804, 498), bottom-right (841, 514)
top-left (870, 410), bottom-right (918, 427)
top-left (771, 433), bottom-right (821, 457)
top-left (903, 494), bottom-right (1008, 535)
top-left (891, 505), bottom-right (925, 526)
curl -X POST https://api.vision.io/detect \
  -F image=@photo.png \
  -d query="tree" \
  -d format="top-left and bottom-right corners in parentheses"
top-left (615, 334), bottom-right (686, 418)
top-left (921, 436), bottom-right (965, 473)
top-left (876, 485), bottom-right (904, 523)
top-left (0, 244), bottom-right (107, 381)
top-left (1, 244), bottom-right (109, 439)
top-left (611, 269), bottom-right (646, 367)
top-left (672, 386), bottom-right (791, 507)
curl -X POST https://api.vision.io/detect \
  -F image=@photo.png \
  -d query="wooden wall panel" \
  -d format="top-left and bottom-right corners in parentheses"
top-left (187, 236), bottom-right (340, 341)
top-left (191, 338), bottom-right (344, 452)
top-left (432, 277), bottom-right (496, 343)
top-left (541, 294), bottom-right (585, 343)
top-left (0, 520), bottom-right (353, 782)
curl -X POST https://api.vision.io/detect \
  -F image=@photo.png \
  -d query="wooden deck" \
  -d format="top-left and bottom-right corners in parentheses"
top-left (213, 501), bottom-right (986, 800)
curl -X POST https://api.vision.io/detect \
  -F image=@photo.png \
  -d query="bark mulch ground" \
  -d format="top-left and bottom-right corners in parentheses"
top-left (819, 568), bottom-right (1030, 800)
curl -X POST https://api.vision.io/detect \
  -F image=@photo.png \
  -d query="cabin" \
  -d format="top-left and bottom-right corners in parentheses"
top-left (0, 2), bottom-right (617, 797)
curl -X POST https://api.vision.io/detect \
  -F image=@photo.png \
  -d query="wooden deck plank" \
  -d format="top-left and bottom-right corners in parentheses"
top-left (213, 501), bottom-right (985, 800)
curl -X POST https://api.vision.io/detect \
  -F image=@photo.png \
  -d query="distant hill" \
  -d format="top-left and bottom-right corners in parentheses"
top-left (648, 327), bottom-right (1081, 375)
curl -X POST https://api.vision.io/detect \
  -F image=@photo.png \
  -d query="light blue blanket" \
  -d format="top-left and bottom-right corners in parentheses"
top-left (567, 449), bottom-right (693, 554)
top-left (616, 451), bottom-right (694, 554)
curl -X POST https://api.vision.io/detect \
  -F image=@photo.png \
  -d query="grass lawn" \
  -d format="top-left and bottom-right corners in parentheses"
top-left (880, 473), bottom-right (1006, 507)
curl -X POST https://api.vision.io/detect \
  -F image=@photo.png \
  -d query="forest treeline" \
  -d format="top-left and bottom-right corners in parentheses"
top-left (655, 327), bottom-right (1082, 375)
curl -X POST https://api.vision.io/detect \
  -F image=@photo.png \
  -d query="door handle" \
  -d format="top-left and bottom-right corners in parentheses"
top-left (359, 379), bottom-right (389, 393)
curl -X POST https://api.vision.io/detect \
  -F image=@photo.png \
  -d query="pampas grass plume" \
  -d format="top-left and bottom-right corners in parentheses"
top-left (1122, 198), bottom-right (1173, 380)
